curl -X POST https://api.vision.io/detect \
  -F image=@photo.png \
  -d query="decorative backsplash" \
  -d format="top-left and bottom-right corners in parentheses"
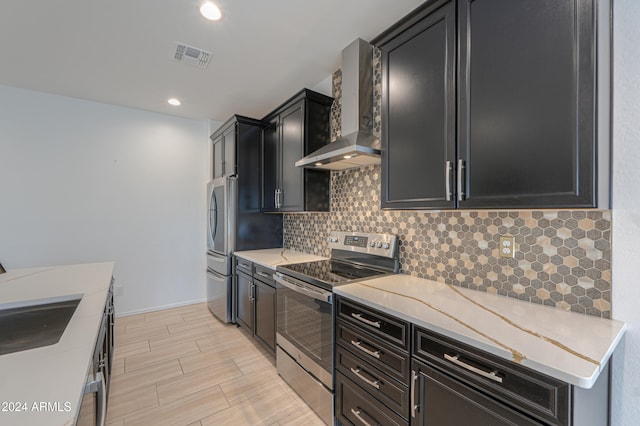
top-left (284, 48), bottom-right (612, 318)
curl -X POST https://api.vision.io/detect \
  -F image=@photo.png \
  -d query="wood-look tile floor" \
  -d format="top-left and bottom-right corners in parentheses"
top-left (106, 303), bottom-right (325, 426)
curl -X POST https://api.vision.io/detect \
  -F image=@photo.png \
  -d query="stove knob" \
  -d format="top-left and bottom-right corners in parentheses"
top-left (369, 241), bottom-right (375, 247)
top-left (382, 242), bottom-right (390, 250)
top-left (375, 241), bottom-right (382, 248)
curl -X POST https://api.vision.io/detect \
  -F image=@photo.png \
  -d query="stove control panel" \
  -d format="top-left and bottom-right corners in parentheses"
top-left (328, 231), bottom-right (399, 259)
top-left (344, 235), bottom-right (368, 248)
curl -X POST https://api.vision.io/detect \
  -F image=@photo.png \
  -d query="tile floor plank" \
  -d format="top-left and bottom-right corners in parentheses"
top-left (107, 303), bottom-right (324, 425)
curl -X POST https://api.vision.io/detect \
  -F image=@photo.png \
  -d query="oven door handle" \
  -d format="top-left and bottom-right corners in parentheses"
top-left (274, 274), bottom-right (332, 304)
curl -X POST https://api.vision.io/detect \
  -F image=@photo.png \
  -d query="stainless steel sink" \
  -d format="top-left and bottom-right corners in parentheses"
top-left (0, 295), bottom-right (82, 356)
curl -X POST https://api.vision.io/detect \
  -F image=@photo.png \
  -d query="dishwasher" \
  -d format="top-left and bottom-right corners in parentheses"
top-left (411, 327), bottom-right (571, 426)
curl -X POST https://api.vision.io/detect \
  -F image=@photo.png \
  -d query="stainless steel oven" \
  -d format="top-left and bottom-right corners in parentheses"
top-left (274, 231), bottom-right (399, 425)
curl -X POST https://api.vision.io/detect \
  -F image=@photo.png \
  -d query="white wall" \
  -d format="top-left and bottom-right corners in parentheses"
top-left (0, 85), bottom-right (209, 316)
top-left (611, 1), bottom-right (640, 425)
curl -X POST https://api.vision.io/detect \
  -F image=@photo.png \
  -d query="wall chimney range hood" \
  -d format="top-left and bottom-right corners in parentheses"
top-left (296, 38), bottom-right (380, 171)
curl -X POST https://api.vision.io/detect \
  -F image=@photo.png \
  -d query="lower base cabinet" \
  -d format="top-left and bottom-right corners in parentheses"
top-left (411, 359), bottom-right (545, 425)
top-left (335, 296), bottom-right (612, 426)
top-left (236, 268), bottom-right (253, 333)
top-left (334, 297), bottom-right (410, 426)
top-left (77, 277), bottom-right (114, 425)
top-left (234, 257), bottom-right (276, 355)
top-left (254, 279), bottom-right (276, 352)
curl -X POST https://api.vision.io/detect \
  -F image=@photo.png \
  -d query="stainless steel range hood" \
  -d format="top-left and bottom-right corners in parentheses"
top-left (296, 38), bottom-right (380, 171)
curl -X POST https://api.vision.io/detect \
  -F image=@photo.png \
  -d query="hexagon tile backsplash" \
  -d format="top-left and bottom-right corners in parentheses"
top-left (283, 165), bottom-right (612, 318)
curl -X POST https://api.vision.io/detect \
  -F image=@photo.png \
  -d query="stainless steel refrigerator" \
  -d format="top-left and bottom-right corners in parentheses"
top-left (206, 116), bottom-right (282, 323)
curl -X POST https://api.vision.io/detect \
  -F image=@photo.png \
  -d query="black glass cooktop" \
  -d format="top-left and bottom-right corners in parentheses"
top-left (276, 259), bottom-right (389, 290)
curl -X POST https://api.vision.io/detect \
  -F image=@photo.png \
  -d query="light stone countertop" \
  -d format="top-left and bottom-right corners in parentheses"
top-left (0, 262), bottom-right (115, 426)
top-left (334, 274), bottom-right (626, 389)
top-left (233, 248), bottom-right (327, 269)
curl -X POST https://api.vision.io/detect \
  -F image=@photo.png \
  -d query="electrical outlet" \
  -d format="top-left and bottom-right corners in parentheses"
top-left (114, 286), bottom-right (124, 297)
top-left (499, 236), bottom-right (515, 258)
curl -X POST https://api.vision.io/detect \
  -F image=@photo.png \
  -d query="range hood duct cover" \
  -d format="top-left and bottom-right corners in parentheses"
top-left (296, 38), bottom-right (380, 170)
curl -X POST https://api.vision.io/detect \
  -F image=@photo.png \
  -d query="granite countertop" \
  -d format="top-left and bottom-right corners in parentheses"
top-left (233, 248), bottom-right (327, 269)
top-left (0, 262), bottom-right (115, 425)
top-left (334, 274), bottom-right (626, 389)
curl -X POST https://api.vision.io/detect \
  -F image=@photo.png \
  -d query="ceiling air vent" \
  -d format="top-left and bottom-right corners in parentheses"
top-left (174, 42), bottom-right (212, 69)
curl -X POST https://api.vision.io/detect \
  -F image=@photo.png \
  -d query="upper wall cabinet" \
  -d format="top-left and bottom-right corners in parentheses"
top-left (261, 89), bottom-right (333, 213)
top-left (375, 0), bottom-right (610, 210)
top-left (211, 116), bottom-right (248, 178)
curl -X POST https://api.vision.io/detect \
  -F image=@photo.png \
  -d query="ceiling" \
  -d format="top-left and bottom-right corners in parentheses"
top-left (0, 0), bottom-right (425, 121)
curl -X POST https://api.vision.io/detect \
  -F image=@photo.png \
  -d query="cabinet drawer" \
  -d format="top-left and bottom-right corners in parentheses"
top-left (235, 257), bottom-right (253, 275)
top-left (337, 297), bottom-right (409, 350)
top-left (337, 320), bottom-right (410, 383)
top-left (336, 345), bottom-right (409, 419)
top-left (414, 326), bottom-right (569, 425)
top-left (335, 371), bottom-right (408, 426)
top-left (253, 264), bottom-right (275, 286)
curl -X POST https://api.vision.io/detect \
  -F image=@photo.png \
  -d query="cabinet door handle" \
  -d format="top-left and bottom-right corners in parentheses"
top-left (350, 407), bottom-right (376, 426)
top-left (445, 161), bottom-right (453, 201)
top-left (457, 159), bottom-right (466, 201)
top-left (84, 371), bottom-right (107, 426)
top-left (350, 367), bottom-right (380, 389)
top-left (250, 283), bottom-right (255, 303)
top-left (411, 370), bottom-right (419, 418)
top-left (351, 312), bottom-right (381, 328)
top-left (444, 353), bottom-right (503, 383)
top-left (350, 339), bottom-right (381, 359)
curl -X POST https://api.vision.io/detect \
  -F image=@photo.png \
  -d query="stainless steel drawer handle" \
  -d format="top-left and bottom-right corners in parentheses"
top-left (351, 312), bottom-right (381, 328)
top-left (350, 339), bottom-right (381, 359)
top-left (444, 353), bottom-right (503, 383)
top-left (239, 263), bottom-right (250, 269)
top-left (350, 367), bottom-right (380, 389)
top-left (257, 271), bottom-right (272, 278)
top-left (350, 407), bottom-right (376, 426)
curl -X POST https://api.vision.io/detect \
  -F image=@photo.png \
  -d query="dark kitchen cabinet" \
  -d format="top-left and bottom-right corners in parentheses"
top-left (375, 0), bottom-right (610, 209)
top-left (378, 0), bottom-right (456, 210)
top-left (261, 89), bottom-right (333, 212)
top-left (411, 326), bottom-right (610, 426)
top-left (235, 267), bottom-right (253, 333)
top-left (234, 257), bottom-right (276, 355)
top-left (211, 115), bottom-right (247, 178)
top-left (78, 277), bottom-right (114, 425)
top-left (253, 278), bottom-right (276, 352)
top-left (411, 359), bottom-right (543, 426)
top-left (335, 294), bottom-right (612, 426)
top-left (334, 297), bottom-right (411, 426)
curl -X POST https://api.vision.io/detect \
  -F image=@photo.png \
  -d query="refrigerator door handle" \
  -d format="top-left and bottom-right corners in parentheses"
top-left (207, 183), bottom-right (216, 249)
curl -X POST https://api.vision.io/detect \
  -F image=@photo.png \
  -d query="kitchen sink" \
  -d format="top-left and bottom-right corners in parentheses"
top-left (0, 295), bottom-right (82, 356)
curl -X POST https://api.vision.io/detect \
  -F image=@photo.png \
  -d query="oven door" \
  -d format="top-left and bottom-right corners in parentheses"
top-left (274, 273), bottom-right (333, 388)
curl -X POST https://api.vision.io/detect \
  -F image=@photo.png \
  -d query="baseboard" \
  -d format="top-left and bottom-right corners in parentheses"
top-left (115, 298), bottom-right (207, 318)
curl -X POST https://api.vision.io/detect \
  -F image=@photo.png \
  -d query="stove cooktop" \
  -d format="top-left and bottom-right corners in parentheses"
top-left (276, 259), bottom-right (390, 290)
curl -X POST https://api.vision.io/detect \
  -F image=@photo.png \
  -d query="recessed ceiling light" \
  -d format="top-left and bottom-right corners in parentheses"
top-left (200, 2), bottom-right (222, 21)
top-left (168, 98), bottom-right (182, 106)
